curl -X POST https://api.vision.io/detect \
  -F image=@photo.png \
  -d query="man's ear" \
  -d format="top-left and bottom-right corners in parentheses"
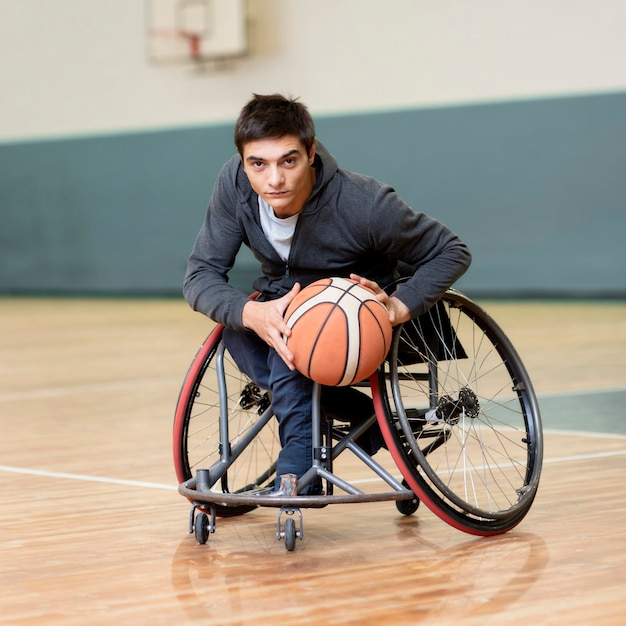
top-left (308, 138), bottom-right (317, 165)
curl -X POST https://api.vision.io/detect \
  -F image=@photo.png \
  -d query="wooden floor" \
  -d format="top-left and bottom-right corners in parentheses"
top-left (1, 297), bottom-right (625, 625)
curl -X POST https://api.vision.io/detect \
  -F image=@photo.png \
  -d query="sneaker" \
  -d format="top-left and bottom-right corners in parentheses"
top-left (265, 473), bottom-right (298, 497)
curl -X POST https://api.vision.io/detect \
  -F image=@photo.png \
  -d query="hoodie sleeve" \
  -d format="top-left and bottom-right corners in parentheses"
top-left (369, 185), bottom-right (472, 317)
top-left (183, 160), bottom-right (251, 331)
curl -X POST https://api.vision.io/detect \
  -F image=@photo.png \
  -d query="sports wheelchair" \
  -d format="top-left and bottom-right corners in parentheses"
top-left (174, 288), bottom-right (543, 551)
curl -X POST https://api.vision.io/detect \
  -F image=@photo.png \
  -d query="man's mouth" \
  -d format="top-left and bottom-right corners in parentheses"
top-left (267, 191), bottom-right (288, 199)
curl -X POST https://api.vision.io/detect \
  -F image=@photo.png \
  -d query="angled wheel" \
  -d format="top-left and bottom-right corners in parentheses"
top-left (395, 480), bottom-right (420, 516)
top-left (373, 289), bottom-right (543, 535)
top-left (173, 325), bottom-right (280, 517)
top-left (284, 517), bottom-right (297, 552)
top-left (194, 512), bottom-right (210, 544)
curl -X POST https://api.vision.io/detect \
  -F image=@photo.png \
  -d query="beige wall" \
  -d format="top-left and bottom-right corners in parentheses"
top-left (2, 0), bottom-right (626, 141)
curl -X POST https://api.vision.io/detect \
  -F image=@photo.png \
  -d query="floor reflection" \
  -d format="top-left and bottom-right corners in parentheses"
top-left (171, 514), bottom-right (549, 624)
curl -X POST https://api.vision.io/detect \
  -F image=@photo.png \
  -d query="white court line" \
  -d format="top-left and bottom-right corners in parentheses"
top-left (2, 443), bottom-right (625, 490)
top-left (0, 465), bottom-right (177, 491)
top-left (350, 446), bottom-right (626, 485)
top-left (543, 448), bottom-right (626, 463)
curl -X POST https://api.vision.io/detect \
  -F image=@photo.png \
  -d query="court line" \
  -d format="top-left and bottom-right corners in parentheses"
top-left (542, 448), bottom-right (626, 463)
top-left (2, 441), bottom-right (625, 491)
top-left (350, 446), bottom-right (626, 485)
top-left (0, 465), bottom-right (178, 491)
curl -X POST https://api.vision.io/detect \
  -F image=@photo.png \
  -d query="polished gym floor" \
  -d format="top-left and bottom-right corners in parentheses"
top-left (1, 297), bottom-right (625, 625)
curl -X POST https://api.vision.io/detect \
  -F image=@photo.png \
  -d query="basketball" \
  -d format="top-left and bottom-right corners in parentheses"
top-left (284, 277), bottom-right (392, 386)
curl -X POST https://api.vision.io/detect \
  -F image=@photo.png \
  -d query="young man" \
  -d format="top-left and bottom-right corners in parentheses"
top-left (184, 94), bottom-right (471, 494)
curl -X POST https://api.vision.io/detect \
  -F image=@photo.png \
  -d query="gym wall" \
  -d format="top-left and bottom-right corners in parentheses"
top-left (1, 1), bottom-right (625, 297)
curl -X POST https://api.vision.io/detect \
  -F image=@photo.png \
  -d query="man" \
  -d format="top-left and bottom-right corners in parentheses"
top-left (184, 93), bottom-right (471, 494)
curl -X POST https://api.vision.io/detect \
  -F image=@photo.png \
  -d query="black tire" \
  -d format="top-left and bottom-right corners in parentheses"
top-left (284, 517), bottom-right (297, 552)
top-left (194, 512), bottom-right (210, 544)
top-left (376, 289), bottom-right (543, 535)
top-left (395, 480), bottom-right (420, 515)
top-left (173, 326), bottom-right (280, 517)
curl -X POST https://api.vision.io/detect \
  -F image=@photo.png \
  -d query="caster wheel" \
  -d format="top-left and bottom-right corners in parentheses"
top-left (396, 482), bottom-right (420, 516)
top-left (284, 517), bottom-right (297, 552)
top-left (195, 512), bottom-right (210, 544)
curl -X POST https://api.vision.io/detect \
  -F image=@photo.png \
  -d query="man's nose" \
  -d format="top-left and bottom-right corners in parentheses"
top-left (268, 165), bottom-right (284, 187)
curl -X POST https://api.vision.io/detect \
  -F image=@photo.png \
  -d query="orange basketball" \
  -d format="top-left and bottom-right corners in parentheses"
top-left (284, 277), bottom-right (392, 386)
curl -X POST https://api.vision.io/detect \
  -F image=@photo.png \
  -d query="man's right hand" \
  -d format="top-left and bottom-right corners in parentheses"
top-left (241, 283), bottom-right (301, 369)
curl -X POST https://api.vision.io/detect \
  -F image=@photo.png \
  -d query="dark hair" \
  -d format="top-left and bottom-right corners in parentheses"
top-left (234, 94), bottom-right (316, 156)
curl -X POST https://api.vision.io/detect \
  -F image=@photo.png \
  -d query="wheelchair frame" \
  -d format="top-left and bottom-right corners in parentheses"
top-left (174, 289), bottom-right (543, 550)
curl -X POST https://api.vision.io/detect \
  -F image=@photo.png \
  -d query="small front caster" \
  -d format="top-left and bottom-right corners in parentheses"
top-left (195, 512), bottom-right (211, 544)
top-left (396, 494), bottom-right (420, 516)
top-left (277, 506), bottom-right (303, 551)
top-left (284, 517), bottom-right (297, 551)
top-left (190, 503), bottom-right (216, 545)
top-left (396, 480), bottom-right (420, 516)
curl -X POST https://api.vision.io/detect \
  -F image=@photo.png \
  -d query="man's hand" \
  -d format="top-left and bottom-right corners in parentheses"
top-left (350, 273), bottom-right (411, 326)
top-left (241, 283), bottom-right (301, 369)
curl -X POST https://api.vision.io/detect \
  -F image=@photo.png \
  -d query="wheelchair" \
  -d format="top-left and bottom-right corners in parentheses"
top-left (173, 288), bottom-right (543, 551)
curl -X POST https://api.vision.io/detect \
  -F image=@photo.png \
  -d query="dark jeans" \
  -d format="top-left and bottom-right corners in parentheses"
top-left (222, 328), bottom-right (384, 493)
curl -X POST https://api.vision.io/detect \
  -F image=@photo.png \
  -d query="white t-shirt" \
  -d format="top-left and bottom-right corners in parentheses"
top-left (258, 196), bottom-right (299, 262)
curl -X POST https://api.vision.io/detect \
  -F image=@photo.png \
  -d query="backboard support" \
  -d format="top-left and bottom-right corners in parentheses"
top-left (146, 0), bottom-right (247, 64)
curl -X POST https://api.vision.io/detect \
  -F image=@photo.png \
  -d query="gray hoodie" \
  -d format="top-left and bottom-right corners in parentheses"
top-left (184, 141), bottom-right (471, 331)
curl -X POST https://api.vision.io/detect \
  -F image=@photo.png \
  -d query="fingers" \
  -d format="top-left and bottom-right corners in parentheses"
top-left (257, 316), bottom-right (296, 370)
top-left (274, 283), bottom-right (300, 368)
top-left (350, 274), bottom-right (410, 326)
top-left (387, 296), bottom-right (411, 326)
top-left (350, 273), bottom-right (388, 305)
top-left (288, 281), bottom-right (302, 298)
top-left (268, 328), bottom-right (296, 369)
top-left (271, 283), bottom-right (301, 340)
top-left (242, 287), bottom-right (301, 370)
top-left (278, 283), bottom-right (301, 333)
top-left (350, 273), bottom-right (378, 292)
top-left (276, 338), bottom-right (295, 369)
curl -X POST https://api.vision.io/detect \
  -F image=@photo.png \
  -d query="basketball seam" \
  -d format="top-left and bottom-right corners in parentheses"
top-left (284, 277), bottom-right (390, 386)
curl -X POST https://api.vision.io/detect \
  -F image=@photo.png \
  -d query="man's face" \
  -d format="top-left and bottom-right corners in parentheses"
top-left (242, 135), bottom-right (316, 218)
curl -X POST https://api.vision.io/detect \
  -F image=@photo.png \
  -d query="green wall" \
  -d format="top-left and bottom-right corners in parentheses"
top-left (1, 91), bottom-right (625, 297)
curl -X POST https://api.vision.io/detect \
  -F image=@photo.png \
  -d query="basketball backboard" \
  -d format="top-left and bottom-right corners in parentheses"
top-left (146, 0), bottom-right (247, 63)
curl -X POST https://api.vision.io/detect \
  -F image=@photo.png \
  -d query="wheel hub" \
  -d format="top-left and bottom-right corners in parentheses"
top-left (436, 386), bottom-right (480, 423)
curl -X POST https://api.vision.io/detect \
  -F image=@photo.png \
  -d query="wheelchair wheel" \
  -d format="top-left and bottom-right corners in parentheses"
top-left (173, 325), bottom-right (280, 517)
top-left (373, 289), bottom-right (543, 535)
top-left (284, 518), bottom-right (297, 552)
top-left (194, 512), bottom-right (210, 544)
